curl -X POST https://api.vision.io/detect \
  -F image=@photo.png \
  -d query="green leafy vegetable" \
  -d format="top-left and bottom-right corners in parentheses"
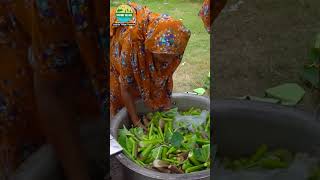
top-left (117, 107), bottom-right (211, 174)
top-left (170, 132), bottom-right (184, 148)
top-left (151, 146), bottom-right (163, 160)
top-left (193, 144), bottom-right (210, 163)
top-left (222, 145), bottom-right (294, 171)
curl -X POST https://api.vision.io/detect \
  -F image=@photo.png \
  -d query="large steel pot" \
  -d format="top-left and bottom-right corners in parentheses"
top-left (110, 93), bottom-right (211, 180)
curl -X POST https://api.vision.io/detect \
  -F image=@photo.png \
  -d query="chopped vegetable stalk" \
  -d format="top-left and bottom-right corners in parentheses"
top-left (140, 144), bottom-right (153, 161)
top-left (188, 151), bottom-right (201, 165)
top-left (167, 146), bottom-right (177, 155)
top-left (117, 107), bottom-right (211, 174)
top-left (185, 164), bottom-right (206, 173)
top-left (182, 160), bottom-right (194, 170)
top-left (162, 146), bottom-right (168, 159)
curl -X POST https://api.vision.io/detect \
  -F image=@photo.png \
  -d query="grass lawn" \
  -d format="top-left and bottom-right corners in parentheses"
top-left (111, 0), bottom-right (210, 94)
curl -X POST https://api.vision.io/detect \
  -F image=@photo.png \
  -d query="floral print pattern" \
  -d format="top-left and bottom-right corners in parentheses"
top-left (199, 0), bottom-right (227, 33)
top-left (199, 0), bottom-right (211, 32)
top-left (110, 2), bottom-right (191, 115)
top-left (0, 1), bottom-right (107, 179)
top-left (36, 0), bottom-right (56, 18)
top-left (70, 0), bottom-right (89, 31)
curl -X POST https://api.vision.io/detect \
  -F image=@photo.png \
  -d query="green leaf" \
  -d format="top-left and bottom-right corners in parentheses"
top-left (265, 83), bottom-right (305, 106)
top-left (250, 144), bottom-right (268, 163)
top-left (131, 127), bottom-right (145, 140)
top-left (301, 67), bottom-right (320, 88)
top-left (193, 144), bottom-right (210, 162)
top-left (193, 88), bottom-right (206, 96)
top-left (118, 131), bottom-right (128, 151)
top-left (151, 146), bottom-right (163, 160)
top-left (183, 135), bottom-right (197, 150)
top-left (170, 132), bottom-right (184, 148)
top-left (126, 136), bottom-right (133, 154)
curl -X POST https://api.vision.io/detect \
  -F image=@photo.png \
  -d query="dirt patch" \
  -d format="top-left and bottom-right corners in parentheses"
top-left (213, 0), bottom-right (320, 110)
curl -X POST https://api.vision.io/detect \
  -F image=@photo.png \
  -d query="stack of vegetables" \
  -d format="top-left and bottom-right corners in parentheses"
top-left (222, 144), bottom-right (294, 170)
top-left (117, 107), bottom-right (211, 174)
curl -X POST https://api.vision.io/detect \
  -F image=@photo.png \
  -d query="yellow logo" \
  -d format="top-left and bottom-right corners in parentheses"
top-left (113, 4), bottom-right (135, 26)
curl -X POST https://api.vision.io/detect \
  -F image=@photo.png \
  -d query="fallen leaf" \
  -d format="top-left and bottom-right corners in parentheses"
top-left (193, 88), bottom-right (206, 96)
top-left (265, 83), bottom-right (305, 106)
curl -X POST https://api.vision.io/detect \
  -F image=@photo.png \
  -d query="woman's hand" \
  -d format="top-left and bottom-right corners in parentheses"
top-left (120, 83), bottom-right (148, 131)
top-left (133, 120), bottom-right (147, 131)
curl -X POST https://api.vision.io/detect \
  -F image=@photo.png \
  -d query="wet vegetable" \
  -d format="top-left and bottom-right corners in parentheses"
top-left (222, 145), bottom-right (293, 171)
top-left (308, 164), bottom-right (320, 180)
top-left (118, 107), bottom-right (211, 174)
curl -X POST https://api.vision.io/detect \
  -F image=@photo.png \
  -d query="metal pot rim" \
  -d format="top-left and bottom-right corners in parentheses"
top-left (111, 93), bottom-right (211, 179)
top-left (115, 153), bottom-right (210, 179)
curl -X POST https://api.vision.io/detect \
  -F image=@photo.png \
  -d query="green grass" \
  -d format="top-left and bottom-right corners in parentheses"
top-left (111, 0), bottom-right (210, 94)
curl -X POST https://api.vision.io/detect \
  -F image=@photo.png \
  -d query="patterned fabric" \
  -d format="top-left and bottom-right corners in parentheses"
top-left (199, 0), bottom-right (211, 32)
top-left (110, 3), bottom-right (191, 115)
top-left (0, 1), bottom-right (107, 179)
top-left (199, 0), bottom-right (227, 33)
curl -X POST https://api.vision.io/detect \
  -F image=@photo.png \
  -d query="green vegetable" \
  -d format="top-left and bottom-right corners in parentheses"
top-left (196, 138), bottom-right (210, 145)
top-left (117, 107), bottom-right (211, 174)
top-left (222, 145), bottom-right (294, 171)
top-left (149, 123), bottom-right (154, 138)
top-left (139, 138), bottom-right (163, 147)
top-left (167, 146), bottom-right (177, 155)
top-left (163, 158), bottom-right (180, 164)
top-left (151, 146), bottom-right (163, 160)
top-left (193, 144), bottom-right (210, 163)
top-left (250, 144), bottom-right (268, 163)
top-left (129, 137), bottom-right (137, 158)
top-left (258, 158), bottom-right (289, 169)
top-left (140, 144), bottom-right (153, 161)
top-left (162, 146), bottom-right (168, 159)
top-left (170, 132), bottom-right (184, 148)
top-left (185, 164), bottom-right (205, 173)
top-left (188, 151), bottom-right (201, 165)
top-left (182, 160), bottom-right (194, 170)
top-left (158, 126), bottom-right (164, 141)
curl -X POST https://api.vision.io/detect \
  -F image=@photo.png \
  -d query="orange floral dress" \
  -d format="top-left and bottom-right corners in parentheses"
top-left (110, 2), bottom-right (191, 115)
top-left (199, 0), bottom-right (228, 33)
top-left (0, 1), bottom-right (107, 179)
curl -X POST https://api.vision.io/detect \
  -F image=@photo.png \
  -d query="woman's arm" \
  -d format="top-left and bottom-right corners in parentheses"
top-left (120, 83), bottom-right (146, 129)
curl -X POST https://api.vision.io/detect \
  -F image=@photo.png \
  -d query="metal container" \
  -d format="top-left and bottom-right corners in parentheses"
top-left (213, 99), bottom-right (320, 157)
top-left (110, 93), bottom-right (210, 180)
top-left (13, 96), bottom-right (320, 180)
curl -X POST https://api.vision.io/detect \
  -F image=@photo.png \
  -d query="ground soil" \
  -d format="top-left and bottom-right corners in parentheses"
top-left (213, 0), bottom-right (320, 111)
